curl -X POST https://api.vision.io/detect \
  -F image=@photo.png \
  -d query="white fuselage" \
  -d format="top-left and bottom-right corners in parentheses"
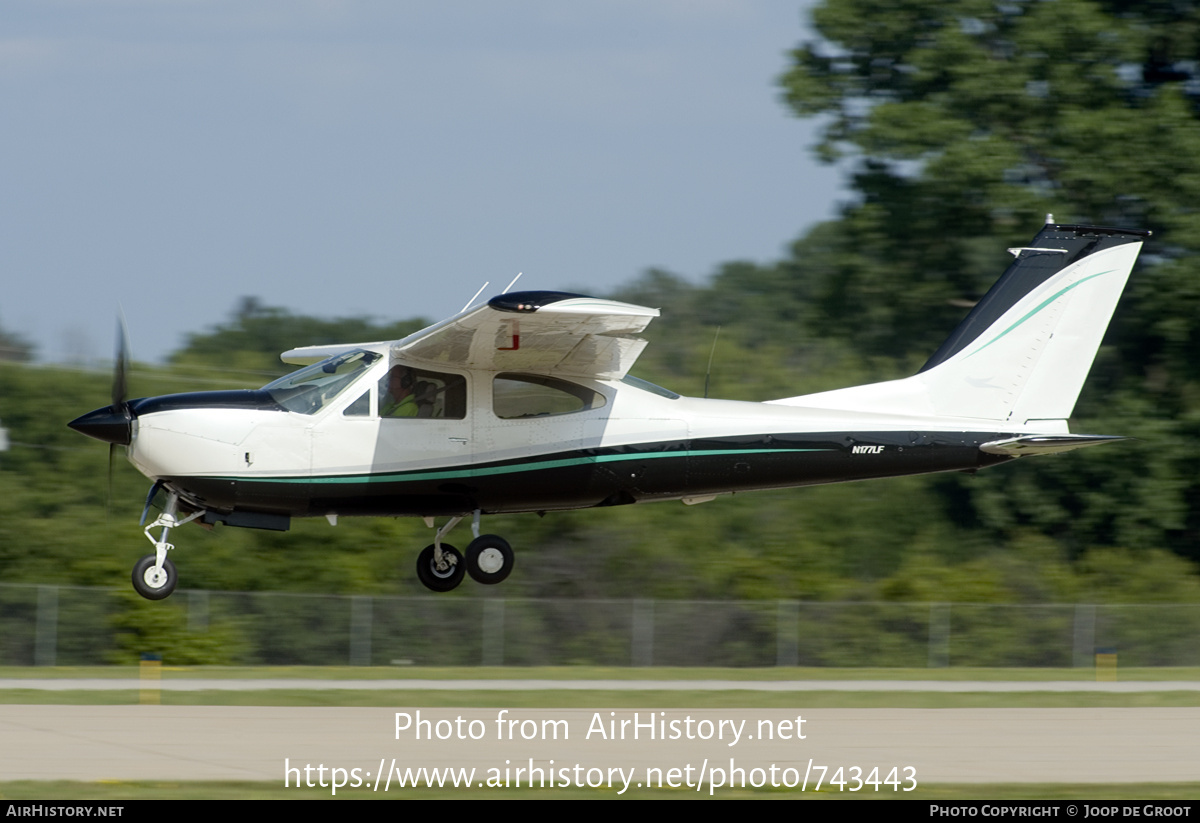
top-left (126, 350), bottom-right (1021, 519)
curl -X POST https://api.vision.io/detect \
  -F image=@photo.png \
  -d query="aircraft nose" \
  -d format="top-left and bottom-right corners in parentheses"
top-left (68, 406), bottom-right (133, 445)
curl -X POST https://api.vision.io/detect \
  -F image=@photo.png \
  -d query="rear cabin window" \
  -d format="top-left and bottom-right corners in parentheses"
top-left (493, 374), bottom-right (606, 419)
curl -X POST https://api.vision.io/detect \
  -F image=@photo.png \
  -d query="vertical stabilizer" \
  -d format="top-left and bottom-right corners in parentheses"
top-left (768, 224), bottom-right (1147, 427)
top-left (917, 224), bottom-right (1147, 424)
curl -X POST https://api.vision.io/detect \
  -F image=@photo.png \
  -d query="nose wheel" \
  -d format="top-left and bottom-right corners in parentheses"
top-left (132, 554), bottom-right (178, 600)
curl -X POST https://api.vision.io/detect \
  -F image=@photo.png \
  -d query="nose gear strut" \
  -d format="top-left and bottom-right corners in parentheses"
top-left (131, 490), bottom-right (204, 600)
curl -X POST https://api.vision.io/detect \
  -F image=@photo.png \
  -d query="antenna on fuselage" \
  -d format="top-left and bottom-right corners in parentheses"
top-left (704, 325), bottom-right (721, 399)
top-left (502, 272), bottom-right (522, 294)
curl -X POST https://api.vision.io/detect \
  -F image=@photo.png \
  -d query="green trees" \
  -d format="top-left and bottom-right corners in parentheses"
top-left (0, 325), bottom-right (32, 362)
top-left (780, 0), bottom-right (1200, 363)
top-left (772, 0), bottom-right (1200, 565)
top-left (171, 297), bottom-right (429, 378)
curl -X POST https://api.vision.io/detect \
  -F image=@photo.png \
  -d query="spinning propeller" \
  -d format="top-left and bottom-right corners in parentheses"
top-left (68, 317), bottom-right (136, 508)
top-left (108, 315), bottom-right (132, 503)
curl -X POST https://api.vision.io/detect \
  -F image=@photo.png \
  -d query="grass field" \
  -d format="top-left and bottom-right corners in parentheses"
top-left (4, 664), bottom-right (1199, 680)
top-left (2, 665), bottom-right (1197, 708)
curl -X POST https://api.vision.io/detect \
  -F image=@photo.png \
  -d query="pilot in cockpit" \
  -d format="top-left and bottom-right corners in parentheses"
top-left (380, 366), bottom-right (420, 418)
top-left (381, 365), bottom-right (438, 418)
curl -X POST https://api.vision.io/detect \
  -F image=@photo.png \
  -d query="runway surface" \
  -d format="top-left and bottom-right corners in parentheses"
top-left (1, 705), bottom-right (1196, 786)
top-left (1, 676), bottom-right (1197, 788)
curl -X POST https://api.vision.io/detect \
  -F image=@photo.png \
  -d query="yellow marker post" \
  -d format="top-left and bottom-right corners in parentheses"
top-left (139, 653), bottom-right (162, 704)
top-left (1095, 647), bottom-right (1117, 682)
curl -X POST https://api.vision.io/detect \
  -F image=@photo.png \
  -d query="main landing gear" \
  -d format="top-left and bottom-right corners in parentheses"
top-left (132, 490), bottom-right (202, 601)
top-left (127, 493), bottom-right (513, 598)
top-left (416, 510), bottom-right (515, 593)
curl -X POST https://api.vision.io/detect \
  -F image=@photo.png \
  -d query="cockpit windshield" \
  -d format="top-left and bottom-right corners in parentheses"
top-left (262, 350), bottom-right (382, 414)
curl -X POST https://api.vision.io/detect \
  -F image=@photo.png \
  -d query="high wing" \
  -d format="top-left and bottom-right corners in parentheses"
top-left (281, 290), bottom-right (660, 380)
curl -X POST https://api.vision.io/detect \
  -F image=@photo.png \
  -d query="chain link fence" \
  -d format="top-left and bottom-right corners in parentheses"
top-left (2, 583), bottom-right (1197, 667)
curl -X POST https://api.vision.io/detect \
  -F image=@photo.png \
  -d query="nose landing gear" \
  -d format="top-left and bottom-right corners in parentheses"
top-left (132, 554), bottom-right (178, 601)
top-left (132, 490), bottom-right (203, 601)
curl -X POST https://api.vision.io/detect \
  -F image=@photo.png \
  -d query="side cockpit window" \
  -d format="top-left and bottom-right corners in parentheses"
top-left (379, 365), bottom-right (467, 419)
top-left (343, 390), bottom-right (370, 417)
top-left (493, 373), bottom-right (606, 419)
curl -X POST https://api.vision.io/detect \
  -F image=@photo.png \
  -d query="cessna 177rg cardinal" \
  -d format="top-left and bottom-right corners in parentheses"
top-left (69, 220), bottom-right (1148, 599)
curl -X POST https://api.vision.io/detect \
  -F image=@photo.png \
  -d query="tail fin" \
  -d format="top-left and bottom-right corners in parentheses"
top-left (918, 223), bottom-right (1147, 424)
top-left (770, 223), bottom-right (1148, 428)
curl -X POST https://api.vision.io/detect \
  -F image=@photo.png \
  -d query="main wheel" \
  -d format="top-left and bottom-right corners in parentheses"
top-left (465, 535), bottom-right (514, 585)
top-left (132, 554), bottom-right (178, 601)
top-left (416, 544), bottom-right (464, 592)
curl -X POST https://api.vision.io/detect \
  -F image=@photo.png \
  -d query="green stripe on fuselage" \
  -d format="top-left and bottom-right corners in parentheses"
top-left (217, 447), bottom-right (833, 485)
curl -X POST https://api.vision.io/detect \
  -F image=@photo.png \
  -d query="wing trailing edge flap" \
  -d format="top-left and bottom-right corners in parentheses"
top-left (276, 292), bottom-right (659, 379)
top-left (393, 293), bottom-right (659, 379)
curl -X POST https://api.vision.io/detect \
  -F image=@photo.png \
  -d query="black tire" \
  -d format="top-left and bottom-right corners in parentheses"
top-left (465, 535), bottom-right (514, 585)
top-left (416, 544), bottom-right (464, 592)
top-left (131, 554), bottom-right (178, 601)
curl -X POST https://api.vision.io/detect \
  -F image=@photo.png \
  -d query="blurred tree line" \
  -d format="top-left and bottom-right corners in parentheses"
top-left (2, 0), bottom-right (1199, 610)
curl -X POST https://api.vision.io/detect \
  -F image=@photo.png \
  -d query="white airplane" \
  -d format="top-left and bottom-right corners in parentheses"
top-left (70, 220), bottom-right (1148, 600)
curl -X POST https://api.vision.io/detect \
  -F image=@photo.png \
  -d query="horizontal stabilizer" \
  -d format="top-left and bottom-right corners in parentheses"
top-left (979, 434), bottom-right (1129, 457)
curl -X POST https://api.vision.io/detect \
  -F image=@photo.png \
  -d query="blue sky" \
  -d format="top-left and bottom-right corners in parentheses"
top-left (2, 1), bottom-right (844, 364)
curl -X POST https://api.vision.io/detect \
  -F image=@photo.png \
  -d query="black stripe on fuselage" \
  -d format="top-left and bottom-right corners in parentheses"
top-left (160, 430), bottom-right (1016, 520)
top-left (130, 390), bottom-right (284, 416)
